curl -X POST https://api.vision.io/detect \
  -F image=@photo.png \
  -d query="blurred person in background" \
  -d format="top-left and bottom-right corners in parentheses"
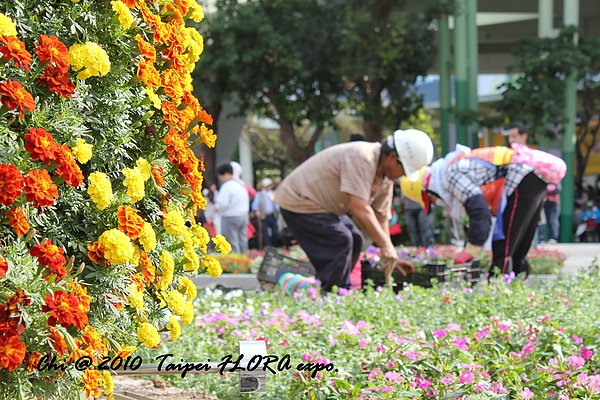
top-left (401, 196), bottom-right (434, 248)
top-left (215, 163), bottom-right (250, 253)
top-left (252, 177), bottom-right (280, 247)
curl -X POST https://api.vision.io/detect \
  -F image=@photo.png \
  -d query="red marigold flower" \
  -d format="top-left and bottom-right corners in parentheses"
top-left (35, 34), bottom-right (69, 72)
top-left (0, 334), bottom-right (26, 371)
top-left (87, 241), bottom-right (106, 265)
top-left (54, 144), bottom-right (84, 187)
top-left (25, 351), bottom-right (42, 371)
top-left (117, 206), bottom-right (145, 239)
top-left (24, 128), bottom-right (58, 165)
top-left (42, 290), bottom-right (88, 330)
top-left (0, 80), bottom-right (35, 119)
top-left (37, 65), bottom-right (76, 98)
top-left (0, 257), bottom-right (8, 278)
top-left (30, 239), bottom-right (67, 281)
top-left (24, 169), bottom-right (59, 207)
top-left (48, 327), bottom-right (69, 356)
top-left (7, 206), bottom-right (29, 237)
top-left (0, 163), bottom-right (24, 206)
top-left (6, 289), bottom-right (31, 310)
top-left (0, 36), bottom-right (32, 70)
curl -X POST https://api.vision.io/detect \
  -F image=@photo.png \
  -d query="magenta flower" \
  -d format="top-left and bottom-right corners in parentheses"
top-left (384, 371), bottom-right (403, 383)
top-left (518, 387), bottom-right (534, 399)
top-left (572, 334), bottom-right (583, 344)
top-left (441, 374), bottom-right (455, 385)
top-left (522, 341), bottom-right (536, 357)
top-left (475, 328), bottom-right (489, 340)
top-left (358, 338), bottom-right (370, 349)
top-left (446, 323), bottom-right (461, 332)
top-left (567, 355), bottom-right (585, 370)
top-left (453, 337), bottom-right (470, 351)
top-left (433, 329), bottom-right (447, 338)
top-left (579, 346), bottom-right (594, 360)
top-left (368, 368), bottom-right (381, 382)
top-left (459, 371), bottom-right (475, 384)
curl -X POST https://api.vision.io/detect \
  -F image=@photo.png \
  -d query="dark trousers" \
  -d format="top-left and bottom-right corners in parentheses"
top-left (544, 201), bottom-right (559, 241)
top-left (492, 173), bottom-right (547, 276)
top-left (404, 208), bottom-right (434, 248)
top-left (280, 209), bottom-right (363, 292)
top-left (261, 214), bottom-right (280, 247)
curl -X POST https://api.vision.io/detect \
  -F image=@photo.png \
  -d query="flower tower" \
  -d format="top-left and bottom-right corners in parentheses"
top-left (0, 0), bottom-right (230, 397)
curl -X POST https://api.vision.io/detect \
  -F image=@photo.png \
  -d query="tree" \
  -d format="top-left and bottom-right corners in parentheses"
top-left (498, 26), bottom-right (600, 187)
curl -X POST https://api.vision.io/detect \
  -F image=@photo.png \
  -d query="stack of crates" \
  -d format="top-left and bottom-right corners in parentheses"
top-left (256, 247), bottom-right (315, 291)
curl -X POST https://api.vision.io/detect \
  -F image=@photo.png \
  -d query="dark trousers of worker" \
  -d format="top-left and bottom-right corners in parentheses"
top-left (261, 214), bottom-right (280, 247)
top-left (280, 209), bottom-right (362, 292)
top-left (404, 208), bottom-right (435, 248)
top-left (491, 173), bottom-right (547, 276)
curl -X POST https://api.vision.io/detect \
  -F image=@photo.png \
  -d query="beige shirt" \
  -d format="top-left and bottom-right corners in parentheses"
top-left (274, 142), bottom-right (393, 223)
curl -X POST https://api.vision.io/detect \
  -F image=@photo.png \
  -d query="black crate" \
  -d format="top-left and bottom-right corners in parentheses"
top-left (257, 247), bottom-right (316, 284)
top-left (466, 260), bottom-right (483, 283)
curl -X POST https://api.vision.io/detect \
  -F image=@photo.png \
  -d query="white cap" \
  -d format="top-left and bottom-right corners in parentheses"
top-left (230, 161), bottom-right (242, 179)
top-left (261, 178), bottom-right (273, 187)
top-left (390, 129), bottom-right (434, 181)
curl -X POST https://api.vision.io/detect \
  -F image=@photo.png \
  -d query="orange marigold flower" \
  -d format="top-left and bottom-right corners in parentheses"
top-left (174, 0), bottom-right (191, 16)
top-left (0, 80), bottom-right (35, 119)
top-left (122, 0), bottom-right (135, 7)
top-left (0, 36), bottom-right (32, 70)
top-left (38, 65), bottom-right (76, 98)
top-left (162, 100), bottom-right (184, 128)
top-left (137, 60), bottom-right (161, 88)
top-left (55, 144), bottom-right (84, 187)
top-left (42, 290), bottom-right (88, 330)
top-left (0, 257), bottom-right (8, 278)
top-left (117, 206), bottom-right (145, 239)
top-left (35, 34), bottom-right (70, 71)
top-left (0, 334), bottom-right (26, 371)
top-left (116, 345), bottom-right (136, 359)
top-left (24, 169), bottom-right (59, 207)
top-left (24, 128), bottom-right (58, 165)
top-left (30, 239), bottom-right (67, 281)
top-left (87, 241), bottom-right (106, 265)
top-left (82, 369), bottom-right (103, 398)
top-left (48, 327), bottom-right (69, 356)
top-left (139, 251), bottom-right (155, 285)
top-left (25, 351), bottom-right (42, 371)
top-left (134, 34), bottom-right (156, 63)
top-left (161, 68), bottom-right (185, 101)
top-left (151, 165), bottom-right (165, 187)
top-left (7, 289), bottom-right (31, 310)
top-left (7, 206), bottom-right (29, 237)
top-left (69, 281), bottom-right (92, 314)
top-left (0, 163), bottom-right (24, 206)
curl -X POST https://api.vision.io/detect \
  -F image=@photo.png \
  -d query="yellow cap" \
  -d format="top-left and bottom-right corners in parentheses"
top-left (400, 167), bottom-right (430, 213)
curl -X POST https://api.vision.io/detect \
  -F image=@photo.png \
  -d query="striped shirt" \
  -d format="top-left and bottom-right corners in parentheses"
top-left (274, 142), bottom-right (393, 223)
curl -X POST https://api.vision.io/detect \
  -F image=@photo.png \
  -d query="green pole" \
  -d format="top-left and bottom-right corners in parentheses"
top-left (560, 0), bottom-right (578, 243)
top-left (453, 0), bottom-right (468, 145)
top-left (466, 0), bottom-right (478, 148)
top-left (438, 13), bottom-right (451, 155)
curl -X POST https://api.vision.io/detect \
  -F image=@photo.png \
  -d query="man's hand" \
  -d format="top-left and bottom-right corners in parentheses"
top-left (383, 258), bottom-right (415, 287)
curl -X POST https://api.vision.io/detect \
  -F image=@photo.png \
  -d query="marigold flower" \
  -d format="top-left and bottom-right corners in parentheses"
top-left (55, 144), bottom-right (84, 187)
top-left (0, 334), bottom-right (26, 371)
top-left (138, 221), bottom-right (157, 252)
top-left (71, 138), bottom-right (93, 164)
top-left (42, 290), bottom-right (88, 330)
top-left (69, 281), bottom-right (92, 314)
top-left (151, 165), bottom-right (165, 187)
top-left (24, 128), bottom-right (58, 165)
top-left (134, 34), bottom-right (156, 63)
top-left (81, 325), bottom-right (106, 355)
top-left (122, 166), bottom-right (146, 203)
top-left (111, 0), bottom-right (134, 29)
top-left (0, 257), bottom-right (8, 278)
top-left (178, 277), bottom-right (197, 301)
top-left (87, 241), bottom-right (106, 265)
top-left (101, 370), bottom-right (114, 396)
top-left (190, 224), bottom-right (210, 253)
top-left (0, 163), bottom-right (24, 206)
top-left (7, 206), bottom-right (29, 237)
top-left (24, 169), bottom-right (59, 207)
top-left (156, 251), bottom-right (174, 291)
top-left (137, 60), bottom-right (160, 88)
top-left (0, 13), bottom-right (17, 38)
top-left (143, 87), bottom-right (161, 109)
top-left (161, 69), bottom-right (186, 102)
top-left (203, 255), bottom-right (222, 278)
top-left (181, 302), bottom-right (194, 325)
top-left (127, 283), bottom-right (146, 313)
top-left (37, 65), bottom-right (76, 98)
top-left (48, 327), bottom-right (69, 355)
top-left (88, 171), bottom-right (113, 210)
top-left (188, 1), bottom-right (204, 22)
top-left (35, 34), bottom-right (70, 71)
top-left (0, 36), bottom-right (32, 70)
top-left (69, 42), bottom-right (111, 80)
top-left (212, 234), bottom-right (232, 255)
top-left (25, 351), bottom-right (43, 371)
top-left (166, 290), bottom-right (186, 316)
top-left (98, 229), bottom-right (135, 265)
top-left (116, 345), bottom-right (136, 359)
top-left (0, 80), bottom-right (35, 118)
top-left (82, 369), bottom-right (103, 398)
top-left (137, 322), bottom-right (160, 348)
top-left (117, 206), bottom-right (145, 239)
top-left (183, 233), bottom-right (200, 272)
top-left (163, 207), bottom-right (186, 237)
top-left (139, 251), bottom-right (155, 285)
top-left (30, 239), bottom-right (67, 281)
top-left (166, 316), bottom-right (181, 341)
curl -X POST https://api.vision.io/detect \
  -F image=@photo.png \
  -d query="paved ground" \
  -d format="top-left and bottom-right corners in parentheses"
top-left (538, 242), bottom-right (599, 274)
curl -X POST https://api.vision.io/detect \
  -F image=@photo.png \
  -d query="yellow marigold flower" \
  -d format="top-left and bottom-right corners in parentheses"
top-left (181, 302), bottom-right (194, 325)
top-left (136, 158), bottom-right (152, 181)
top-left (183, 27), bottom-right (204, 67)
top-left (137, 322), bottom-right (160, 348)
top-left (116, 345), bottom-right (137, 359)
top-left (122, 166), bottom-right (146, 203)
top-left (82, 369), bottom-right (103, 398)
top-left (130, 245), bottom-right (141, 267)
top-left (157, 251), bottom-right (174, 291)
top-left (127, 283), bottom-right (146, 313)
top-left (98, 229), bottom-right (135, 265)
top-left (211, 234), bottom-right (232, 255)
top-left (166, 316), bottom-right (181, 341)
top-left (101, 370), bottom-right (114, 396)
top-left (188, 1), bottom-right (204, 22)
top-left (163, 208), bottom-right (186, 238)
top-left (138, 221), bottom-right (157, 252)
top-left (0, 13), bottom-right (17, 38)
top-left (69, 42), bottom-right (111, 80)
top-left (111, 0), bottom-right (134, 29)
top-left (88, 172), bottom-right (113, 210)
top-left (179, 277), bottom-right (197, 301)
top-left (166, 290), bottom-right (185, 316)
top-left (203, 255), bottom-right (222, 278)
top-left (198, 123), bottom-right (216, 148)
top-left (71, 138), bottom-right (93, 164)
top-left (190, 224), bottom-right (209, 253)
top-left (143, 87), bottom-right (161, 109)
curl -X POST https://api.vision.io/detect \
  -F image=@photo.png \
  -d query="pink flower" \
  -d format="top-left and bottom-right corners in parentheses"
top-left (522, 341), bottom-right (536, 357)
top-left (378, 386), bottom-right (394, 393)
top-left (358, 337), bottom-right (371, 349)
top-left (589, 375), bottom-right (600, 393)
top-left (567, 355), bottom-right (585, 370)
top-left (572, 334), bottom-right (583, 344)
top-left (433, 329), bottom-right (447, 338)
top-left (301, 353), bottom-right (311, 361)
top-left (475, 328), bottom-right (489, 340)
top-left (453, 337), bottom-right (470, 351)
top-left (579, 346), bottom-right (593, 360)
top-left (329, 336), bottom-right (338, 345)
top-left (446, 323), bottom-right (461, 332)
top-left (459, 371), bottom-right (475, 384)
top-left (441, 374), bottom-right (455, 385)
top-left (498, 322), bottom-right (510, 331)
top-left (376, 343), bottom-right (385, 352)
top-left (405, 351), bottom-right (419, 361)
top-left (518, 387), bottom-right (534, 399)
top-left (415, 376), bottom-right (433, 390)
top-left (368, 368), bottom-right (381, 382)
top-left (384, 371), bottom-right (403, 383)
